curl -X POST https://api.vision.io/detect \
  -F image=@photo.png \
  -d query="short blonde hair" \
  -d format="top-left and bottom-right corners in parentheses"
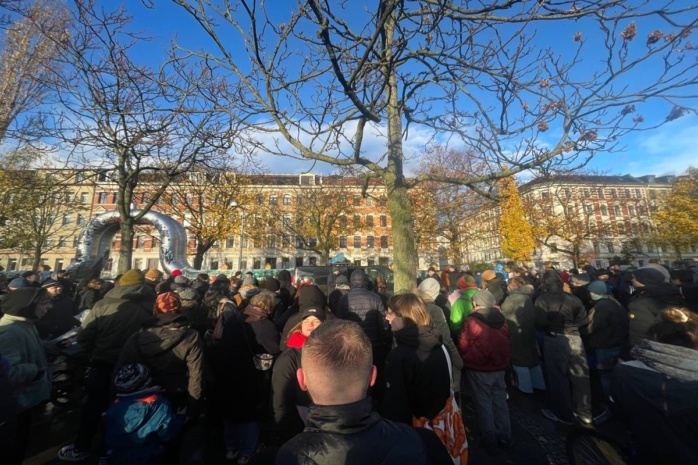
top-left (387, 292), bottom-right (432, 327)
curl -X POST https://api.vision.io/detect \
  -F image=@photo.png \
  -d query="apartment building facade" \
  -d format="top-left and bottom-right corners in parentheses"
top-left (463, 174), bottom-right (697, 270)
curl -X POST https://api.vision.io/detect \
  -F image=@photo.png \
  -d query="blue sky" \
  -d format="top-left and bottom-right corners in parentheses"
top-left (120, 2), bottom-right (698, 177)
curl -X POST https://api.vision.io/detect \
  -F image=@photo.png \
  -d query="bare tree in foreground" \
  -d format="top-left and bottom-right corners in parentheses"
top-left (170, 0), bottom-right (697, 289)
top-left (53, 2), bottom-right (237, 273)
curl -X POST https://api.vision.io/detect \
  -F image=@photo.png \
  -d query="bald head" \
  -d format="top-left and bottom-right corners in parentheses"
top-left (298, 319), bottom-right (376, 406)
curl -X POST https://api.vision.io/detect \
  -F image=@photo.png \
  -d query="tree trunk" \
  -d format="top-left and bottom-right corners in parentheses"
top-left (32, 244), bottom-right (43, 271)
top-left (385, 175), bottom-right (418, 292)
top-left (193, 240), bottom-right (215, 270)
top-left (118, 221), bottom-right (135, 274)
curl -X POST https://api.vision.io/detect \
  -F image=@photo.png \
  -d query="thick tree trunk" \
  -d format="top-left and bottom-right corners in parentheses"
top-left (32, 244), bottom-right (43, 271)
top-left (118, 221), bottom-right (134, 273)
top-left (193, 240), bottom-right (214, 270)
top-left (385, 175), bottom-right (418, 292)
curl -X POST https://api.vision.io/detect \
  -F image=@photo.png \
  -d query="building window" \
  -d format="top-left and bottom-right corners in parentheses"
top-left (283, 214), bottom-right (292, 227)
top-left (58, 236), bottom-right (67, 248)
top-left (586, 204), bottom-right (594, 215)
top-left (597, 188), bottom-right (604, 198)
top-left (353, 195), bottom-right (361, 207)
top-left (607, 243), bottom-right (615, 253)
top-left (624, 189), bottom-right (630, 198)
top-left (379, 197), bottom-right (387, 207)
top-left (638, 260), bottom-right (645, 267)
top-left (367, 235), bottom-right (374, 248)
top-left (593, 242), bottom-right (600, 253)
top-left (339, 236), bottom-right (347, 248)
top-left (617, 222), bottom-right (626, 234)
top-left (366, 215), bottom-right (374, 227)
top-left (62, 214), bottom-right (71, 225)
top-left (380, 215), bottom-right (387, 227)
top-left (631, 223), bottom-right (639, 235)
top-left (611, 189), bottom-right (617, 198)
top-left (256, 194), bottom-right (264, 205)
top-left (380, 235), bottom-right (388, 248)
top-left (309, 236), bottom-right (317, 247)
top-left (354, 215), bottom-right (361, 229)
top-left (339, 216), bottom-right (347, 229)
top-left (269, 194), bottom-right (277, 205)
top-left (353, 235), bottom-right (361, 248)
top-left (583, 189), bottom-right (590, 198)
top-left (366, 197), bottom-right (373, 207)
top-left (541, 191), bottom-right (550, 199)
top-left (226, 236), bottom-right (235, 248)
top-left (283, 194), bottom-right (291, 205)
top-left (98, 192), bottom-right (108, 204)
top-left (600, 205), bottom-right (608, 216)
top-left (549, 243), bottom-right (558, 253)
top-left (647, 244), bottom-right (655, 253)
top-left (564, 188), bottom-right (571, 198)
top-left (614, 205), bottom-right (621, 216)
top-left (80, 192), bottom-right (89, 204)
top-left (77, 214), bottom-right (85, 225)
top-left (628, 205), bottom-right (635, 216)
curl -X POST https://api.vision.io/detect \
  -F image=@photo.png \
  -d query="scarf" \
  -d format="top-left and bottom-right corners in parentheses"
top-left (287, 331), bottom-right (308, 349)
top-left (631, 339), bottom-right (698, 382)
top-left (243, 304), bottom-right (270, 322)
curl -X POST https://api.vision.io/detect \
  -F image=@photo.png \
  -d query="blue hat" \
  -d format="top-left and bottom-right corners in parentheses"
top-left (588, 280), bottom-right (608, 295)
top-left (8, 277), bottom-right (28, 289)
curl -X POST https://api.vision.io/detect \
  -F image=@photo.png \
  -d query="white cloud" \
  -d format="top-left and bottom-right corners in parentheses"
top-left (621, 122), bottom-right (698, 176)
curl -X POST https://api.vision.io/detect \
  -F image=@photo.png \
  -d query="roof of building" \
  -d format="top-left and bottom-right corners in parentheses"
top-left (521, 174), bottom-right (677, 190)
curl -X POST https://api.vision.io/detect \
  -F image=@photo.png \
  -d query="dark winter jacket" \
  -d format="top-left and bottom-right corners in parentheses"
top-left (272, 333), bottom-right (310, 444)
top-left (117, 314), bottom-right (204, 411)
top-left (337, 270), bottom-right (390, 348)
top-left (586, 297), bottom-right (629, 351)
top-left (276, 397), bottom-right (452, 465)
top-left (77, 287), bottom-right (102, 311)
top-left (381, 325), bottom-right (450, 425)
top-left (611, 340), bottom-right (698, 465)
top-left (35, 293), bottom-right (80, 340)
top-left (627, 283), bottom-right (684, 348)
top-left (534, 273), bottom-right (588, 336)
top-left (78, 284), bottom-right (157, 364)
top-left (571, 285), bottom-right (593, 311)
top-left (500, 285), bottom-right (540, 368)
top-left (458, 306), bottom-right (511, 371)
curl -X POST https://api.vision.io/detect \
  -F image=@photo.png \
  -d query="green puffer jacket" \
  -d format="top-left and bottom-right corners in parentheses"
top-left (0, 314), bottom-right (51, 410)
top-left (78, 284), bottom-right (156, 364)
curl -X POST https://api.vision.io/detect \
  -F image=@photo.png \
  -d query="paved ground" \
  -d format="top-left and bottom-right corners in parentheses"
top-left (25, 385), bottom-right (601, 465)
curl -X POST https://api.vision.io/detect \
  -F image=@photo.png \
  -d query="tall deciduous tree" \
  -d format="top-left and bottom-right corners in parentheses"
top-left (498, 176), bottom-right (535, 264)
top-left (53, 2), bottom-right (236, 273)
top-left (171, 0), bottom-right (697, 290)
top-left (650, 168), bottom-right (698, 260)
top-left (0, 0), bottom-right (66, 145)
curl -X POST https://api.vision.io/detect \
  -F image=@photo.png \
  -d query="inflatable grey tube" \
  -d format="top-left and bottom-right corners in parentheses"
top-left (69, 210), bottom-right (194, 278)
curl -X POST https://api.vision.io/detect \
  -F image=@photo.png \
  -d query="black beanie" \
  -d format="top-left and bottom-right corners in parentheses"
top-left (1, 287), bottom-right (45, 319)
top-left (633, 268), bottom-right (665, 287)
top-left (299, 285), bottom-right (326, 311)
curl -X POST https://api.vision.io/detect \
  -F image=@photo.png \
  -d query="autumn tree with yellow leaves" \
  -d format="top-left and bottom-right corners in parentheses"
top-left (497, 176), bottom-right (535, 264)
top-left (650, 168), bottom-right (698, 260)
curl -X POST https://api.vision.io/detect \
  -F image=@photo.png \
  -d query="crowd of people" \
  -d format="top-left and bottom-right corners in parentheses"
top-left (0, 259), bottom-right (696, 464)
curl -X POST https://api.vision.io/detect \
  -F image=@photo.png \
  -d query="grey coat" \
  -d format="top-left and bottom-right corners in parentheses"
top-left (424, 300), bottom-right (463, 391)
top-left (500, 285), bottom-right (541, 367)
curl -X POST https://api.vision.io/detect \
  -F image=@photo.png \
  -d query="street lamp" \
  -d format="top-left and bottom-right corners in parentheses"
top-left (230, 201), bottom-right (245, 272)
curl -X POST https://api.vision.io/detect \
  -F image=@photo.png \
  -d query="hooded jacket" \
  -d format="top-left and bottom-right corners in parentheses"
top-left (458, 306), bottom-right (511, 371)
top-left (627, 283), bottom-right (684, 348)
top-left (276, 397), bottom-right (452, 465)
top-left (423, 300), bottom-right (463, 389)
top-left (337, 270), bottom-right (390, 348)
top-left (382, 325), bottom-right (450, 425)
top-left (586, 296), bottom-right (629, 350)
top-left (611, 340), bottom-right (698, 464)
top-left (117, 314), bottom-right (204, 410)
top-left (500, 285), bottom-right (540, 368)
top-left (484, 276), bottom-right (508, 306)
top-left (0, 288), bottom-right (51, 410)
top-left (534, 272), bottom-right (588, 336)
top-left (78, 283), bottom-right (157, 364)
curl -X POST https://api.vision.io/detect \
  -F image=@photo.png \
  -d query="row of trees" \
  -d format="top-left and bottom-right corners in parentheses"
top-left (0, 1), bottom-right (696, 287)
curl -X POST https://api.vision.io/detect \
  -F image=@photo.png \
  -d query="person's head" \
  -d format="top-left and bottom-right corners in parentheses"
top-left (114, 363), bottom-right (153, 394)
top-left (196, 273), bottom-right (210, 284)
top-left (335, 274), bottom-right (349, 288)
top-left (118, 269), bottom-right (145, 287)
top-left (1, 287), bottom-right (52, 320)
top-left (349, 269), bottom-right (368, 289)
top-left (298, 319), bottom-right (376, 405)
top-left (542, 270), bottom-right (564, 290)
top-left (8, 277), bottom-right (28, 290)
top-left (291, 307), bottom-right (327, 337)
top-left (427, 266), bottom-right (436, 275)
top-left (587, 280), bottom-right (609, 300)
top-left (385, 292), bottom-right (431, 332)
top-left (175, 287), bottom-right (200, 311)
top-left (417, 277), bottom-right (440, 301)
top-left (154, 291), bottom-right (181, 314)
top-left (88, 278), bottom-right (104, 290)
top-left (632, 267), bottom-right (665, 288)
top-left (508, 276), bottom-right (526, 292)
top-left (480, 270), bottom-right (496, 286)
top-left (596, 269), bottom-right (610, 281)
top-left (245, 271), bottom-right (254, 278)
top-left (23, 271), bottom-right (39, 283)
top-left (457, 273), bottom-right (476, 289)
top-left (41, 264), bottom-right (51, 272)
top-left (471, 289), bottom-right (496, 309)
top-left (299, 284), bottom-right (327, 312)
top-left (41, 279), bottom-right (63, 297)
top-left (265, 277), bottom-right (281, 293)
top-left (653, 308), bottom-right (698, 350)
top-left (544, 261), bottom-right (556, 271)
top-left (145, 268), bottom-right (163, 284)
top-left (670, 269), bottom-right (693, 286)
top-left (570, 274), bottom-right (590, 288)
top-left (248, 290), bottom-right (275, 314)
